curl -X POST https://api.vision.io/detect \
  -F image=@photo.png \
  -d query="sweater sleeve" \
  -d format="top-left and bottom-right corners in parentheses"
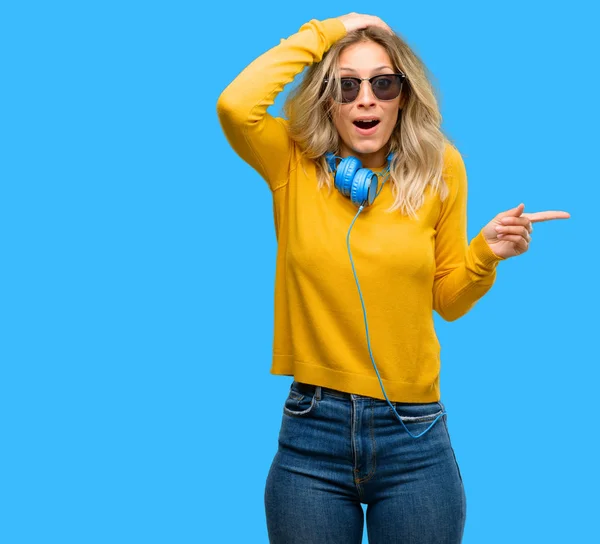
top-left (216, 18), bottom-right (347, 191)
top-left (433, 144), bottom-right (505, 321)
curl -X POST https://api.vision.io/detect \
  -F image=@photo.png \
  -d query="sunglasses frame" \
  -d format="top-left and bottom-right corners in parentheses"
top-left (322, 72), bottom-right (407, 104)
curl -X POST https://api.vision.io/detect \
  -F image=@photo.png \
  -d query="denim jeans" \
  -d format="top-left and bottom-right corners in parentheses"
top-left (264, 381), bottom-right (466, 543)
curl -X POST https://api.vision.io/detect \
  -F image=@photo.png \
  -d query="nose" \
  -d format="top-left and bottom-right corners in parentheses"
top-left (356, 80), bottom-right (377, 107)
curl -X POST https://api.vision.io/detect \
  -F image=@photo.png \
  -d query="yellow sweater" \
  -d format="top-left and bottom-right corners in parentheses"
top-left (217, 18), bottom-right (504, 402)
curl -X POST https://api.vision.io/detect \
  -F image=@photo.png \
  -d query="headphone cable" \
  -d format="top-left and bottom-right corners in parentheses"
top-left (346, 204), bottom-right (446, 438)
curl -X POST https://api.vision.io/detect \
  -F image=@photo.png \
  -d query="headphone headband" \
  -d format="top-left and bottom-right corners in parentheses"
top-left (325, 151), bottom-right (394, 173)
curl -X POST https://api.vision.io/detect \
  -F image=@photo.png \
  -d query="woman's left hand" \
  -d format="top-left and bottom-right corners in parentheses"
top-left (483, 203), bottom-right (570, 259)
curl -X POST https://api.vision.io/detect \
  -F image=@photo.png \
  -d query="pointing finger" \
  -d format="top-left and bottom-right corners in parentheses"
top-left (521, 211), bottom-right (571, 223)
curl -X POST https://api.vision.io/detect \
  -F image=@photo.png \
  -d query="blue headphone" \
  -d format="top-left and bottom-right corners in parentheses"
top-left (326, 151), bottom-right (394, 207)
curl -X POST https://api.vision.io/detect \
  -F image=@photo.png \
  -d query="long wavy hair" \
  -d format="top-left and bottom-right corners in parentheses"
top-left (284, 26), bottom-right (453, 218)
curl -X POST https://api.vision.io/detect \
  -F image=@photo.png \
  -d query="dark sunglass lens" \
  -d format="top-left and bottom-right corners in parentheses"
top-left (340, 78), bottom-right (359, 103)
top-left (372, 75), bottom-right (402, 100)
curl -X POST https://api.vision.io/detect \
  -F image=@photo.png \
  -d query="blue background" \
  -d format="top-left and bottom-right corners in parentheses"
top-left (1, 1), bottom-right (597, 542)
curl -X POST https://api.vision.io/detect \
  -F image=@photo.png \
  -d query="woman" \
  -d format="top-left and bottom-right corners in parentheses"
top-left (216, 13), bottom-right (569, 543)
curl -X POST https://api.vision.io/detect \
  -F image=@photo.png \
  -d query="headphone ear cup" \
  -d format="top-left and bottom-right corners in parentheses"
top-left (351, 169), bottom-right (378, 206)
top-left (335, 157), bottom-right (362, 197)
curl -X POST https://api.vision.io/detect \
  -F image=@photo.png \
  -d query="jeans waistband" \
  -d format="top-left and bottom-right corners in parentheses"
top-left (291, 381), bottom-right (443, 407)
top-left (292, 381), bottom-right (370, 401)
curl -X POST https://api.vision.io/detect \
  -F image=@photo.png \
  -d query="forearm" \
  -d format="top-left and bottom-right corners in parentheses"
top-left (216, 18), bottom-right (346, 137)
top-left (433, 230), bottom-right (501, 321)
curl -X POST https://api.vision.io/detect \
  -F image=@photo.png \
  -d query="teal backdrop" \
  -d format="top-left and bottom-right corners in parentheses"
top-left (1, 1), bottom-right (597, 542)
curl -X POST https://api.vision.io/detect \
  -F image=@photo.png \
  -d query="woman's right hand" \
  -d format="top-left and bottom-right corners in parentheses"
top-left (337, 13), bottom-right (393, 34)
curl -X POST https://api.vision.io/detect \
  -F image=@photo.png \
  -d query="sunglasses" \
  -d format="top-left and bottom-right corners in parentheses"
top-left (323, 72), bottom-right (407, 104)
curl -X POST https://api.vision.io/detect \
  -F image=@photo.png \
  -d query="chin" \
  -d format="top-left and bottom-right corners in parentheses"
top-left (352, 142), bottom-right (383, 156)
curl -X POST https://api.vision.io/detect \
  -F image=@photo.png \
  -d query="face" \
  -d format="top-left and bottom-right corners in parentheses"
top-left (331, 41), bottom-right (404, 168)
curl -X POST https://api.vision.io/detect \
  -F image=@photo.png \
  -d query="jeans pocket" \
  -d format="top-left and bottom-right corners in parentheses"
top-left (283, 387), bottom-right (318, 417)
top-left (389, 402), bottom-right (444, 424)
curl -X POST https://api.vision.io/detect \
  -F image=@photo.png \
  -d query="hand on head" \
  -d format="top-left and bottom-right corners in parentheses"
top-left (337, 13), bottom-right (393, 34)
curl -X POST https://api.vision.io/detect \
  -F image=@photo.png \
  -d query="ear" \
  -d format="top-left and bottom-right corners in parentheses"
top-left (398, 94), bottom-right (406, 110)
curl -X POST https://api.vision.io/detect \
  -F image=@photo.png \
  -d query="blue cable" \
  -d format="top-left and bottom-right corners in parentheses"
top-left (346, 175), bottom-right (446, 439)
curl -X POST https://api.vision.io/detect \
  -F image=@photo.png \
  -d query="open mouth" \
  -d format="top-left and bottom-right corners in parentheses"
top-left (353, 119), bottom-right (380, 129)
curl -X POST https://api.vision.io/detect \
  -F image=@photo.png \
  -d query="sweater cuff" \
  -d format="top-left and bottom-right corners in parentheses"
top-left (470, 229), bottom-right (505, 269)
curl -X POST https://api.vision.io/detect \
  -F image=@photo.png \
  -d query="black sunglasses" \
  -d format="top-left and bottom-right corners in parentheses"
top-left (323, 72), bottom-right (407, 104)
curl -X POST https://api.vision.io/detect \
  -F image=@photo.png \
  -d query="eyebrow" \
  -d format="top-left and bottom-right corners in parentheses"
top-left (339, 65), bottom-right (394, 73)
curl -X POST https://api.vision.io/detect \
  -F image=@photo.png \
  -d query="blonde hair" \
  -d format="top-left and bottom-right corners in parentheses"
top-left (284, 26), bottom-right (453, 219)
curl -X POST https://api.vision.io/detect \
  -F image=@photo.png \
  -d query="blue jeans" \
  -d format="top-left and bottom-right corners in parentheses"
top-left (264, 381), bottom-right (466, 543)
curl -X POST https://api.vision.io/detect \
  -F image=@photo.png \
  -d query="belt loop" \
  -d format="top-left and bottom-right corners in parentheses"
top-left (315, 386), bottom-right (322, 401)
